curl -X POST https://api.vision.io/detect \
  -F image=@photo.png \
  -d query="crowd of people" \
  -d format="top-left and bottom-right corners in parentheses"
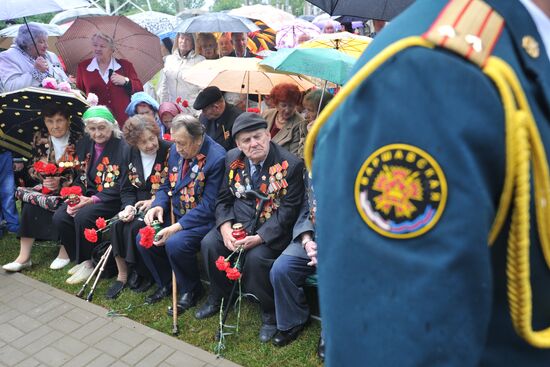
top-left (0, 21), bottom-right (335, 358)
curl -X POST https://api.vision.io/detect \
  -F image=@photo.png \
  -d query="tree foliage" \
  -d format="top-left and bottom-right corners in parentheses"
top-left (212, 0), bottom-right (243, 12)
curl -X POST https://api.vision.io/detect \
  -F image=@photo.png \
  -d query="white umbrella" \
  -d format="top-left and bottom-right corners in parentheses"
top-left (0, 0), bottom-right (91, 21)
top-left (128, 11), bottom-right (179, 36)
top-left (49, 7), bottom-right (107, 25)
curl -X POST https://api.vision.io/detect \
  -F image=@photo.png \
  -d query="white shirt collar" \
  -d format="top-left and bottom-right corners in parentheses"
top-left (86, 57), bottom-right (121, 83)
top-left (520, 0), bottom-right (550, 62)
top-left (51, 133), bottom-right (70, 162)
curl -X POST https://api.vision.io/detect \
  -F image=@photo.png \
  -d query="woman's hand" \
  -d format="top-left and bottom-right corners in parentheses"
top-left (66, 196), bottom-right (93, 217)
top-left (110, 72), bottom-right (128, 86)
top-left (135, 199), bottom-right (153, 213)
top-left (43, 177), bottom-right (61, 191)
top-left (118, 205), bottom-right (136, 222)
top-left (153, 223), bottom-right (182, 246)
top-left (34, 56), bottom-right (48, 73)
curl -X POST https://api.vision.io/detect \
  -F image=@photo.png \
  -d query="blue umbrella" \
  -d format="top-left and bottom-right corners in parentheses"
top-left (171, 12), bottom-right (260, 34)
top-left (260, 47), bottom-right (356, 85)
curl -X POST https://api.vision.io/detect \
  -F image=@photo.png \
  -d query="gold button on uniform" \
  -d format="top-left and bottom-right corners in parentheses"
top-left (522, 35), bottom-right (540, 58)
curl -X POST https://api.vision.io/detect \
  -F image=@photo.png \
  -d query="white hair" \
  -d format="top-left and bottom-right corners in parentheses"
top-left (14, 23), bottom-right (48, 51)
top-left (84, 117), bottom-right (122, 139)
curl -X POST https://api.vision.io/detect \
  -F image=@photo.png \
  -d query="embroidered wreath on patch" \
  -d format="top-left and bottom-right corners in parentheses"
top-left (355, 144), bottom-right (447, 239)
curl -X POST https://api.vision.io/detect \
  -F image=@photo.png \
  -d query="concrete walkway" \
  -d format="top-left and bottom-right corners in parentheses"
top-left (0, 271), bottom-right (241, 367)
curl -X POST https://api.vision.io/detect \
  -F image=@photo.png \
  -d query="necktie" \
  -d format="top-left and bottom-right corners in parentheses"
top-left (252, 164), bottom-right (262, 189)
top-left (181, 159), bottom-right (189, 179)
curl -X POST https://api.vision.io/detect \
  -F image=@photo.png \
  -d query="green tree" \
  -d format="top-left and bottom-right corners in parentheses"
top-left (212, 0), bottom-right (243, 12)
top-left (177, 0), bottom-right (206, 10)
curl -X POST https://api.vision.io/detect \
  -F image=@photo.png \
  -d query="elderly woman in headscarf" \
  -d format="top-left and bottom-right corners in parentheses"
top-left (104, 114), bottom-right (172, 299)
top-left (125, 91), bottom-right (170, 137)
top-left (3, 103), bottom-right (82, 272)
top-left (76, 32), bottom-right (143, 126)
top-left (158, 102), bottom-right (182, 133)
top-left (157, 33), bottom-right (204, 106)
top-left (0, 23), bottom-right (69, 92)
top-left (52, 106), bottom-right (130, 284)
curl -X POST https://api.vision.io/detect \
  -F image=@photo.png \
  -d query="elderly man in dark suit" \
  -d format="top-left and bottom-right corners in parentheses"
top-left (195, 112), bottom-right (305, 342)
top-left (194, 86), bottom-right (242, 151)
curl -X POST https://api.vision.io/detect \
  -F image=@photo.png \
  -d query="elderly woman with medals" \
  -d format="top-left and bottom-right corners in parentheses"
top-left (52, 106), bottom-right (129, 284)
top-left (137, 114), bottom-right (226, 312)
top-left (104, 115), bottom-right (172, 299)
top-left (3, 103), bottom-right (81, 272)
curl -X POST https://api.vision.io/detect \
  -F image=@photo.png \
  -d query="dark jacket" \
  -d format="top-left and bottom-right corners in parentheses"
top-left (216, 142), bottom-right (304, 252)
top-left (152, 135), bottom-right (226, 231)
top-left (120, 138), bottom-right (172, 207)
top-left (199, 103), bottom-right (242, 151)
top-left (74, 134), bottom-right (130, 205)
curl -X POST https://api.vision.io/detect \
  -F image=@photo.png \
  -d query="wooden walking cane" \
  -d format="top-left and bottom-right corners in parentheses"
top-left (170, 199), bottom-right (179, 335)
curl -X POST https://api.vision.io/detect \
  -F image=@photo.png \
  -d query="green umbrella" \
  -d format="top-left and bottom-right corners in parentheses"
top-left (260, 47), bottom-right (356, 85)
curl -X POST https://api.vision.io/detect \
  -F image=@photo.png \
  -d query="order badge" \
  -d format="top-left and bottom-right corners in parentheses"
top-left (355, 143), bottom-right (447, 239)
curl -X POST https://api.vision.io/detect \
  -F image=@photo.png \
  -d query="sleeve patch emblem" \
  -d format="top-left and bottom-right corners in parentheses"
top-left (355, 144), bottom-right (447, 239)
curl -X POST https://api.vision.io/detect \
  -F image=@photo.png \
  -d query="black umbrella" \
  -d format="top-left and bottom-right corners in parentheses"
top-left (0, 87), bottom-right (87, 158)
top-left (306, 0), bottom-right (415, 21)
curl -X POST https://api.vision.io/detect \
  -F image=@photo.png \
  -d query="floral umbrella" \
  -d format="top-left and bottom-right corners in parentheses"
top-left (229, 4), bottom-right (295, 31)
top-left (127, 11), bottom-right (179, 37)
top-left (299, 32), bottom-right (372, 59)
top-left (0, 87), bottom-right (87, 158)
top-left (275, 19), bottom-right (321, 49)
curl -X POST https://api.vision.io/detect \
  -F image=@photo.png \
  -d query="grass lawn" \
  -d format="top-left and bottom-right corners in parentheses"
top-left (0, 233), bottom-right (323, 367)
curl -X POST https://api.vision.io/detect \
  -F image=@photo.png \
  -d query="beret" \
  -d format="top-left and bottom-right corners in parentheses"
top-left (232, 112), bottom-right (268, 137)
top-left (193, 86), bottom-right (223, 110)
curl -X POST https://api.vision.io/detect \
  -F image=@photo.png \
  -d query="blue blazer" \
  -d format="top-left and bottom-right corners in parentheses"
top-left (152, 135), bottom-right (226, 231)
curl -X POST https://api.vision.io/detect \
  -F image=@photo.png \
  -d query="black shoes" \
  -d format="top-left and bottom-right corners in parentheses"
top-left (259, 311), bottom-right (277, 342)
top-left (134, 278), bottom-right (154, 293)
top-left (194, 295), bottom-right (221, 319)
top-left (272, 323), bottom-right (307, 347)
top-left (106, 280), bottom-right (126, 300)
top-left (127, 271), bottom-right (141, 290)
top-left (317, 336), bottom-right (325, 361)
top-left (144, 285), bottom-right (171, 305)
top-left (167, 286), bottom-right (204, 317)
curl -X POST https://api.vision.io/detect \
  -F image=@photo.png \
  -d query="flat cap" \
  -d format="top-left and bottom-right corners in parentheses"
top-left (193, 86), bottom-right (223, 110)
top-left (232, 112), bottom-right (268, 137)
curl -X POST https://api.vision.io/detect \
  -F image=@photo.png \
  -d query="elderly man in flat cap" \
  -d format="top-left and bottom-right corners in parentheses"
top-left (195, 112), bottom-right (305, 342)
top-left (194, 86), bottom-right (242, 151)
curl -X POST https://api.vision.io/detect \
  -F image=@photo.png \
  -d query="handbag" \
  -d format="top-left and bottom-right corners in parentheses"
top-left (15, 186), bottom-right (62, 212)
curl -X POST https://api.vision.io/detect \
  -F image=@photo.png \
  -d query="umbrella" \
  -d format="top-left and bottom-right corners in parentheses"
top-left (0, 0), bottom-right (91, 21)
top-left (260, 48), bottom-right (356, 85)
top-left (184, 57), bottom-right (315, 95)
top-left (0, 23), bottom-right (65, 53)
top-left (127, 11), bottom-right (179, 37)
top-left (49, 7), bottom-right (107, 25)
top-left (229, 5), bottom-right (295, 31)
top-left (171, 12), bottom-right (260, 34)
top-left (305, 0), bottom-right (414, 21)
top-left (0, 87), bottom-right (87, 158)
top-left (247, 19), bottom-right (277, 54)
top-left (275, 19), bottom-right (321, 49)
top-left (299, 32), bottom-right (372, 59)
top-left (56, 16), bottom-right (163, 83)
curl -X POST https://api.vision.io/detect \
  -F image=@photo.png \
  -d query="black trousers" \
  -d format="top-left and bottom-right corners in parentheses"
top-left (201, 227), bottom-right (281, 313)
top-left (52, 201), bottom-right (120, 263)
top-left (110, 218), bottom-right (151, 278)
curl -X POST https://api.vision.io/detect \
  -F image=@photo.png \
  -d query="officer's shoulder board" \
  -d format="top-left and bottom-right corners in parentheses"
top-left (354, 0), bottom-right (505, 239)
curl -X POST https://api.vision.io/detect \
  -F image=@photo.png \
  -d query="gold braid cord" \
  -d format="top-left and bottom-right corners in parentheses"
top-left (304, 36), bottom-right (550, 347)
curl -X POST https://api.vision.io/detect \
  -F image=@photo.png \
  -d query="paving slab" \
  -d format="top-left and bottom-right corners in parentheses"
top-left (0, 271), bottom-right (241, 367)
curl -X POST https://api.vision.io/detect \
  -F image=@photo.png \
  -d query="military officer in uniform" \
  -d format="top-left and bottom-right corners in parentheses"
top-left (138, 114), bottom-right (226, 309)
top-left (196, 112), bottom-right (304, 342)
top-left (305, 0), bottom-right (550, 366)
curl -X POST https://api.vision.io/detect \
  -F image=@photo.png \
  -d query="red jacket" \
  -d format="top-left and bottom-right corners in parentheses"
top-left (76, 58), bottom-right (143, 127)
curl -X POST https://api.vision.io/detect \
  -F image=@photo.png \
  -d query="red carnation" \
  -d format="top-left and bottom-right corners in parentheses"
top-left (215, 256), bottom-right (230, 272)
top-left (43, 163), bottom-right (58, 175)
top-left (84, 228), bottom-right (98, 243)
top-left (226, 267), bottom-right (241, 281)
top-left (33, 161), bottom-right (46, 172)
top-left (139, 226), bottom-right (156, 249)
top-left (176, 96), bottom-right (182, 104)
top-left (162, 133), bottom-right (171, 141)
top-left (41, 186), bottom-right (52, 194)
top-left (95, 217), bottom-right (107, 230)
top-left (181, 99), bottom-right (189, 108)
